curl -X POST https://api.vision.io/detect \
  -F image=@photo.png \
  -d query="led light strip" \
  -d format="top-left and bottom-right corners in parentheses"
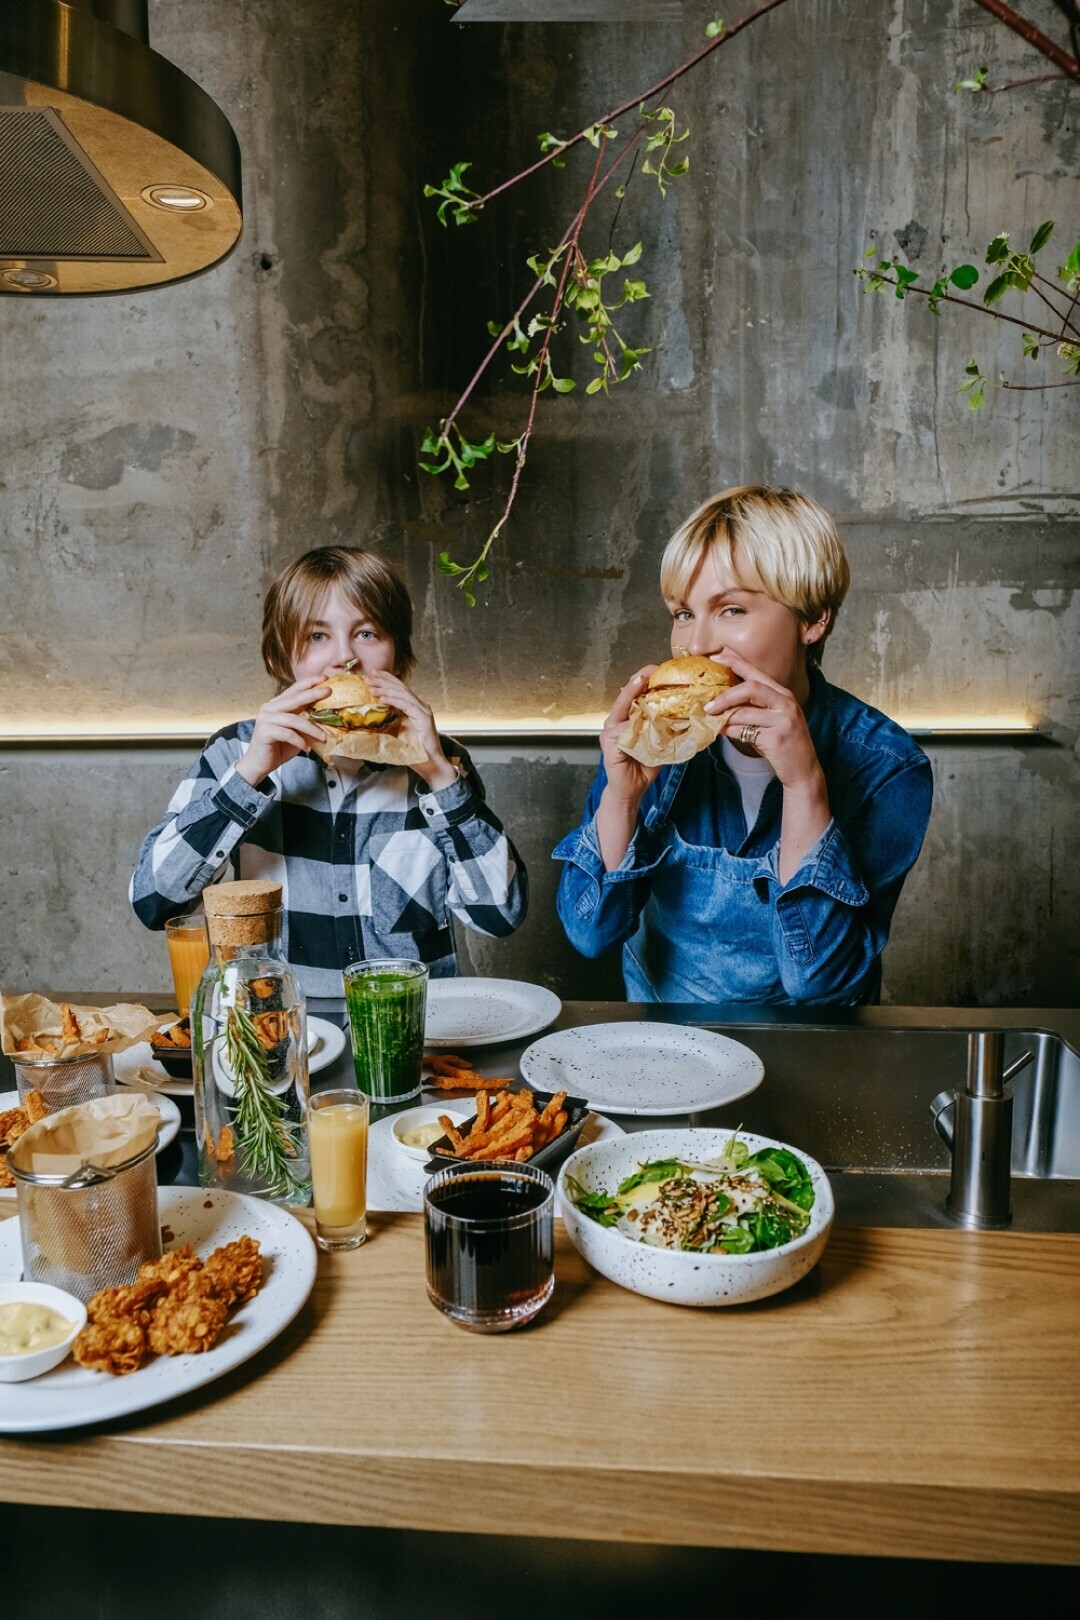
top-left (0, 713), bottom-right (1042, 744)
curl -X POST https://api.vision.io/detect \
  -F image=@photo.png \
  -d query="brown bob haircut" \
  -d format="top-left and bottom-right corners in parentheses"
top-left (261, 548), bottom-right (416, 688)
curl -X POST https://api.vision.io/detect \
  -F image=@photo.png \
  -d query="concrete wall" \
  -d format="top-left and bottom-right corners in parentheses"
top-left (1, 1), bottom-right (1077, 1006)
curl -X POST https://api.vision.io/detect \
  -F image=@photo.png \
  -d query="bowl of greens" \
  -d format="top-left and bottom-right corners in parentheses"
top-left (557, 1128), bottom-right (834, 1307)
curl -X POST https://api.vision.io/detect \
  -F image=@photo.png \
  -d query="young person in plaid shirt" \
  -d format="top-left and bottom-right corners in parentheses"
top-left (131, 548), bottom-right (528, 999)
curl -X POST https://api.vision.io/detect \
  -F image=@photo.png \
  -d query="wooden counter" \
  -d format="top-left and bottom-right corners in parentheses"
top-left (2, 1210), bottom-right (1078, 1565)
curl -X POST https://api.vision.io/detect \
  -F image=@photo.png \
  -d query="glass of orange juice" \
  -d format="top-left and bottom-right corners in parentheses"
top-left (308, 1087), bottom-right (370, 1251)
top-left (164, 913), bottom-right (210, 1017)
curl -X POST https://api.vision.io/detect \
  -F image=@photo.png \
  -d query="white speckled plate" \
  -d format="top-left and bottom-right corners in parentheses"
top-left (0, 1089), bottom-right (181, 1200)
top-left (423, 978), bottom-right (562, 1048)
top-left (0, 1186), bottom-right (316, 1432)
top-left (365, 1105), bottom-right (625, 1212)
top-left (558, 1129), bottom-right (834, 1307)
top-left (519, 1023), bottom-right (764, 1116)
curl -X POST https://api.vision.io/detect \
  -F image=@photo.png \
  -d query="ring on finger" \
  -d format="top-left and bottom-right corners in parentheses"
top-left (739, 723), bottom-right (760, 747)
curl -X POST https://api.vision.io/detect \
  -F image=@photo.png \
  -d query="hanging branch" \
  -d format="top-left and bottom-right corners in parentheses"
top-left (969, 0), bottom-right (1080, 82)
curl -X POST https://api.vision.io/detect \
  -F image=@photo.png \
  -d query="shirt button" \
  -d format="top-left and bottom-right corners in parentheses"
top-left (338, 893), bottom-right (348, 903)
top-left (327, 779), bottom-right (337, 788)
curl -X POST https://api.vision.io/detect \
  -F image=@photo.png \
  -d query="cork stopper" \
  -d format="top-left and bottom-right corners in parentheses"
top-left (203, 881), bottom-right (283, 950)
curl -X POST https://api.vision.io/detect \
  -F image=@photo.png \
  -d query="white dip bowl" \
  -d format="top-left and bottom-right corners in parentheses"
top-left (0, 1281), bottom-right (87, 1381)
top-left (557, 1128), bottom-right (834, 1308)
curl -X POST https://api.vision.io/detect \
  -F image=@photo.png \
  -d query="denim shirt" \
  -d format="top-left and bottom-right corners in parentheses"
top-left (553, 672), bottom-right (933, 1006)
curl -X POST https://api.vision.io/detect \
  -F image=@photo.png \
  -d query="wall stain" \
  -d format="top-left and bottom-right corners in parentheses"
top-left (59, 424), bottom-right (196, 491)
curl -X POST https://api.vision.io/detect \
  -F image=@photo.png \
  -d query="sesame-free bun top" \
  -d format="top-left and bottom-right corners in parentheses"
top-left (306, 669), bottom-right (398, 732)
top-left (640, 655), bottom-right (736, 721)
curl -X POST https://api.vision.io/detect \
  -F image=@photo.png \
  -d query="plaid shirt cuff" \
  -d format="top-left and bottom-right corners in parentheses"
top-left (416, 769), bottom-right (473, 830)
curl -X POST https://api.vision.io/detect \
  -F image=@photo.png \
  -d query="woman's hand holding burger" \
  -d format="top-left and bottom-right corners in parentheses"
top-left (236, 677), bottom-right (334, 787)
top-left (704, 650), bottom-right (831, 883)
top-left (595, 665), bottom-right (663, 871)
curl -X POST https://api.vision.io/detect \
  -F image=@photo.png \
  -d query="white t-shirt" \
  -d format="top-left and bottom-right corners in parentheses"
top-left (720, 736), bottom-right (776, 836)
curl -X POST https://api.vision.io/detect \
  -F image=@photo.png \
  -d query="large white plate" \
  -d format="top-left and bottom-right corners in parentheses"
top-left (423, 978), bottom-right (562, 1048)
top-left (0, 1186), bottom-right (316, 1433)
top-left (366, 1103), bottom-right (624, 1212)
top-left (113, 1015), bottom-right (347, 1098)
top-left (0, 1089), bottom-right (181, 1200)
top-left (519, 1023), bottom-right (765, 1116)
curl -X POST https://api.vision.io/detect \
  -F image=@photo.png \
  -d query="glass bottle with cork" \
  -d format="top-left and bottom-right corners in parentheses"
top-left (191, 880), bottom-right (311, 1205)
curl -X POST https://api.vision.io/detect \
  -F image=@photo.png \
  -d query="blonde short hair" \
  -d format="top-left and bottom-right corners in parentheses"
top-left (660, 486), bottom-right (850, 668)
top-left (261, 548), bottom-right (415, 688)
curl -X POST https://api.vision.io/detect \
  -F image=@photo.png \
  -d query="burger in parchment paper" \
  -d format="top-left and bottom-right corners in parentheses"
top-left (304, 670), bottom-right (426, 767)
top-left (618, 655), bottom-right (738, 766)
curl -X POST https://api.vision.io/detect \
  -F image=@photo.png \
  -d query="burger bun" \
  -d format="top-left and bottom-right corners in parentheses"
top-left (639, 655), bottom-right (737, 721)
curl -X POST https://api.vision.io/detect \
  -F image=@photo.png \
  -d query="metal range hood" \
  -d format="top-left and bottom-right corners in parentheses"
top-left (0, 0), bottom-right (242, 295)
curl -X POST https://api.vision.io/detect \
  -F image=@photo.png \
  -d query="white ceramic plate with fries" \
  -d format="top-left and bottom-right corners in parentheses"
top-left (112, 1016), bottom-right (346, 1097)
top-left (423, 978), bottom-right (562, 1048)
top-left (0, 1089), bottom-right (181, 1199)
top-left (367, 1107), bottom-right (624, 1212)
top-left (0, 1187), bottom-right (316, 1433)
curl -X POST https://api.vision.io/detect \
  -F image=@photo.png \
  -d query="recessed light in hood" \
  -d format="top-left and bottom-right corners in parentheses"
top-left (0, 0), bottom-right (242, 295)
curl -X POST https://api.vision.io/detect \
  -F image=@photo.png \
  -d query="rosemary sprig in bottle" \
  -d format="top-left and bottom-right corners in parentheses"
top-left (221, 990), bottom-right (309, 1202)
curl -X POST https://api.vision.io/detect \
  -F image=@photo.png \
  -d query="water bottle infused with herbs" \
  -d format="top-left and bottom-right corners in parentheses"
top-left (192, 880), bottom-right (311, 1204)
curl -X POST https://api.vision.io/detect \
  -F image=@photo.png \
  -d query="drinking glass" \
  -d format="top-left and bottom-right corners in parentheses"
top-left (165, 913), bottom-right (210, 1018)
top-left (308, 1087), bottom-right (369, 1251)
top-left (343, 959), bottom-right (428, 1103)
top-left (423, 1160), bottom-right (555, 1333)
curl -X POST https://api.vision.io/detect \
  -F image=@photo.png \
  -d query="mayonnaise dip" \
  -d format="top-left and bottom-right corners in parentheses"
top-left (0, 1301), bottom-right (75, 1356)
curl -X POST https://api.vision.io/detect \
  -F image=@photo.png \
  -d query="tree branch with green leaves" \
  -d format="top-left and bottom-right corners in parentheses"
top-left (856, 223), bottom-right (1080, 408)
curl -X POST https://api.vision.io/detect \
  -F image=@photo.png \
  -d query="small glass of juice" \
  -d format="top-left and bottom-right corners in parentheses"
top-left (343, 958), bottom-right (428, 1103)
top-left (164, 913), bottom-right (210, 1018)
top-left (307, 1087), bottom-right (370, 1252)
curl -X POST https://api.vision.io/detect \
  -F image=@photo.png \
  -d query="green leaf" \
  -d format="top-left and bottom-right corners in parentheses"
top-left (621, 241), bottom-right (644, 266)
top-left (986, 234), bottom-right (1009, 265)
top-left (437, 552), bottom-right (464, 577)
top-left (705, 19), bottom-right (725, 38)
top-left (585, 376), bottom-right (606, 395)
top-left (893, 264), bottom-right (920, 299)
top-left (949, 264), bottom-right (979, 290)
top-left (551, 376), bottom-right (576, 393)
top-left (1028, 220), bottom-right (1055, 255)
top-left (983, 273), bottom-right (1013, 306)
top-left (1022, 332), bottom-right (1040, 361)
top-left (668, 157), bottom-right (690, 178)
top-left (954, 66), bottom-right (988, 92)
top-left (927, 277), bottom-right (948, 315)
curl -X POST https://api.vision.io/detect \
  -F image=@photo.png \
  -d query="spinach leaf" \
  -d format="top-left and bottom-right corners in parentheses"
top-left (745, 1146), bottom-right (815, 1211)
top-left (565, 1175), bottom-right (620, 1227)
top-left (616, 1158), bottom-right (686, 1196)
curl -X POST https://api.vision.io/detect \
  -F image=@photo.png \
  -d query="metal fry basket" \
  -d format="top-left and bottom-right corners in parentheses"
top-left (12, 1050), bottom-right (115, 1110)
top-left (10, 1137), bottom-right (162, 1302)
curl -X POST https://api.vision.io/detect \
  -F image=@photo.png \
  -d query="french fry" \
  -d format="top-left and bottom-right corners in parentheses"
top-left (474, 1091), bottom-right (490, 1134)
top-left (424, 1053), bottom-right (476, 1076)
top-left (428, 1072), bottom-right (506, 1092)
top-left (437, 1114), bottom-right (466, 1152)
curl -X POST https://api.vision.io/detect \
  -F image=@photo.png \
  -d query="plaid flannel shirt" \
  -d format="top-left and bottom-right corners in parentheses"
top-left (131, 722), bottom-right (529, 999)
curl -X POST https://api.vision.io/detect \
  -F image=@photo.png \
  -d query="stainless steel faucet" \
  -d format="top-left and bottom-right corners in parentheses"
top-left (930, 1032), bottom-right (1034, 1228)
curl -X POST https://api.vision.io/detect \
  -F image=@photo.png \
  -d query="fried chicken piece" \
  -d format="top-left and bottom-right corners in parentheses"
top-left (137, 1243), bottom-right (203, 1289)
top-left (0, 1106), bottom-right (29, 1148)
top-left (73, 1317), bottom-right (150, 1376)
top-left (87, 1279), bottom-right (167, 1325)
top-left (201, 1236), bottom-right (263, 1306)
top-left (148, 1284), bottom-right (229, 1355)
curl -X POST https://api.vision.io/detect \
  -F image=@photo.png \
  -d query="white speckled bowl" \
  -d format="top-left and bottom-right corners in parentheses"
top-left (557, 1129), bottom-right (834, 1308)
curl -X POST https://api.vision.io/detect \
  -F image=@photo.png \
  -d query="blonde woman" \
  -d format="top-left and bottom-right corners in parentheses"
top-left (555, 486), bottom-right (932, 1004)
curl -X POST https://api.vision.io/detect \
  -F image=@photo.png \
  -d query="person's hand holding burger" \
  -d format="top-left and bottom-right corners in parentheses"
top-left (235, 676), bottom-right (335, 787)
top-left (361, 670), bottom-right (458, 791)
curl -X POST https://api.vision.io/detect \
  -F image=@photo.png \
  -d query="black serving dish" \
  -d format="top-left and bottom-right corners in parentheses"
top-left (424, 1089), bottom-right (590, 1176)
top-left (150, 1020), bottom-right (193, 1080)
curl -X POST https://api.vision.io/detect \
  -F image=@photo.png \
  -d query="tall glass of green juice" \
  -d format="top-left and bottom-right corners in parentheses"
top-left (343, 958), bottom-right (429, 1103)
